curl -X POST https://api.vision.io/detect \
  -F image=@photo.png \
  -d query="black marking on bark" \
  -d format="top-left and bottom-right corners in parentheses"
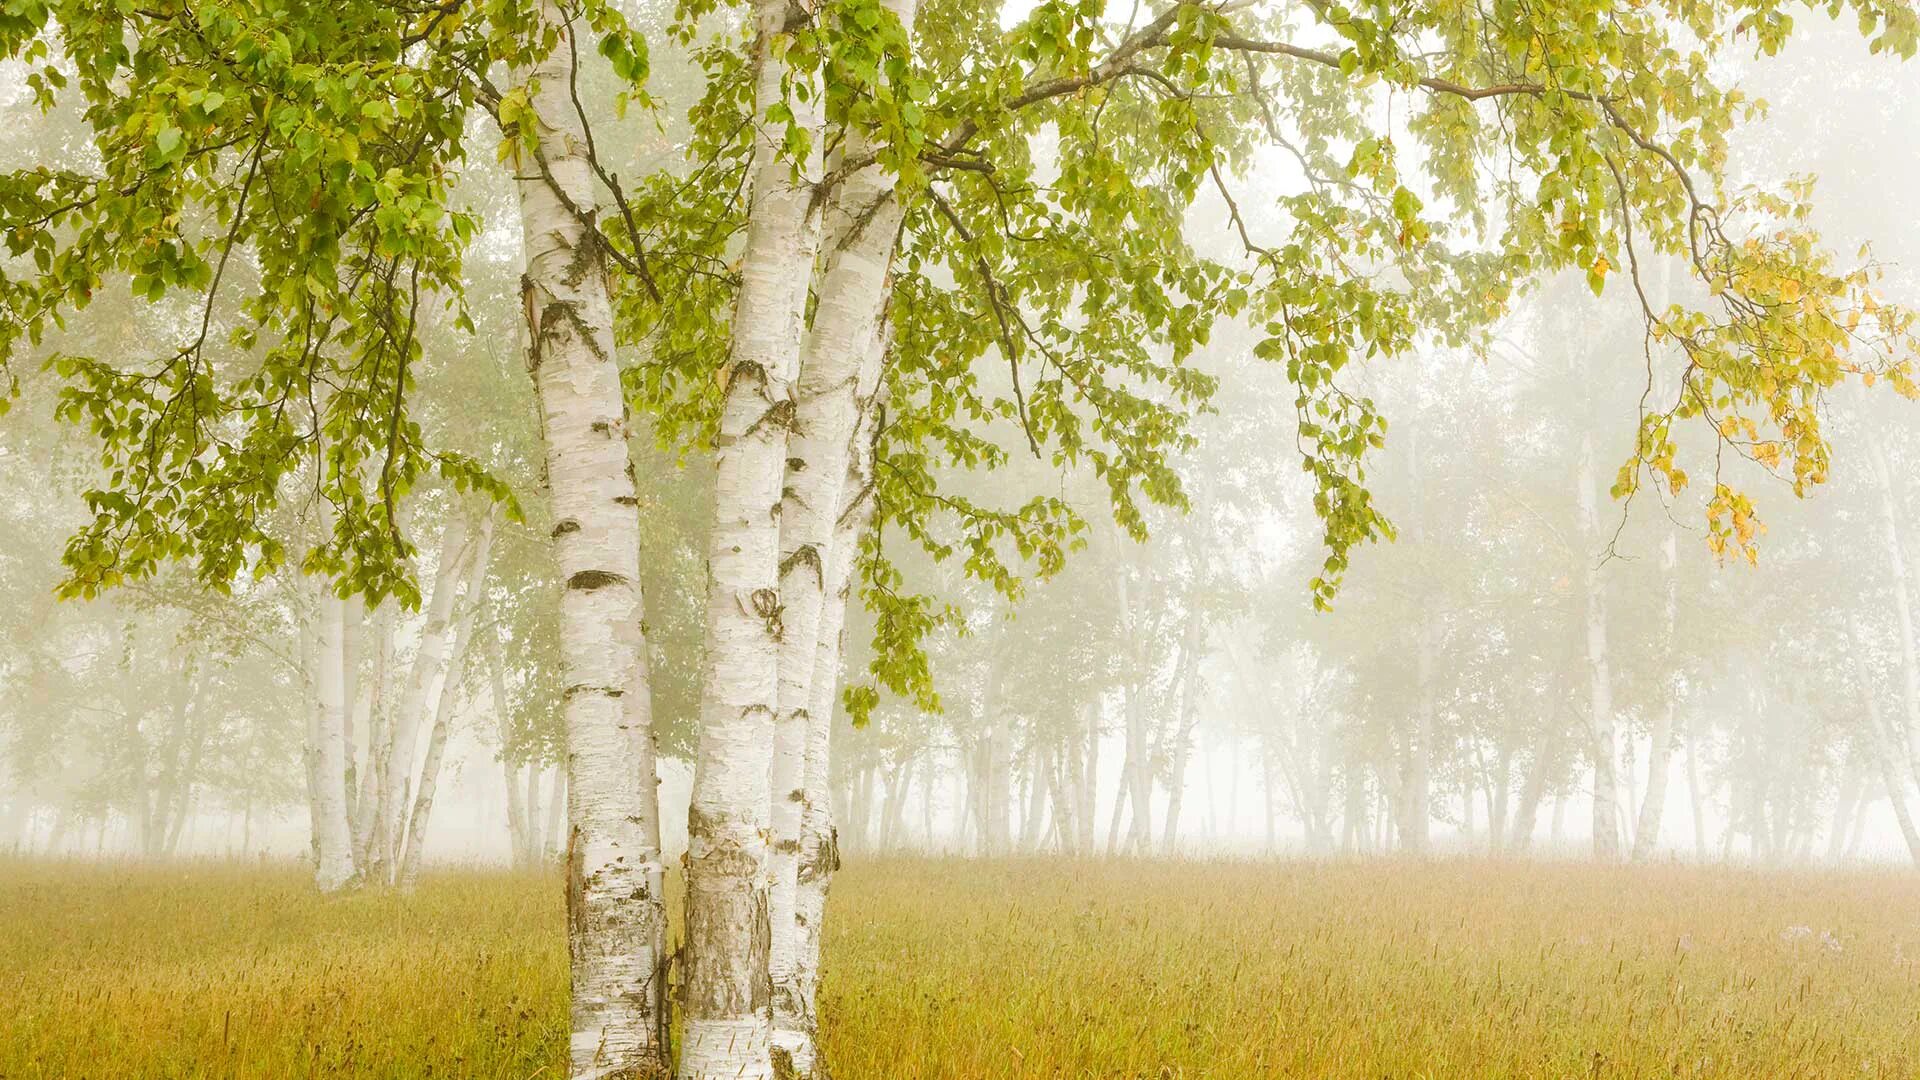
top-left (551, 518), bottom-right (581, 537)
top-left (836, 190), bottom-right (894, 253)
top-left (778, 543), bottom-right (823, 585)
top-left (774, 838), bottom-right (802, 855)
top-left (560, 211), bottom-right (602, 287)
top-left (565, 824), bottom-right (586, 957)
top-left (568, 569), bottom-right (628, 591)
top-left (563, 683), bottom-right (625, 700)
top-left (786, 456), bottom-right (806, 472)
top-left (591, 420), bottom-right (612, 434)
top-left (747, 587), bottom-right (784, 641)
top-left (519, 276), bottom-right (542, 373)
top-left (614, 495), bottom-right (638, 506)
top-left (743, 396), bottom-right (797, 440)
top-left (799, 827), bottom-right (841, 884)
top-left (719, 357), bottom-right (767, 398)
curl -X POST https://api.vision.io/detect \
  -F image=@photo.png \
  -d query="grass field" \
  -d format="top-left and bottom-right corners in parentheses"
top-left (4, 856), bottom-right (1919, 1078)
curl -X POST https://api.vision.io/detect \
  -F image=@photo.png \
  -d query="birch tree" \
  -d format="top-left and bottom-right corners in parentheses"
top-left (505, 2), bottom-right (669, 1071)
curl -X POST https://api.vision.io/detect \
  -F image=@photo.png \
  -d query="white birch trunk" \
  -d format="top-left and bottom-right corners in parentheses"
top-left (1576, 432), bottom-right (1620, 859)
top-left (353, 604), bottom-right (395, 873)
top-left (399, 508), bottom-right (496, 891)
top-left (380, 511), bottom-right (471, 880)
top-left (784, 326), bottom-right (890, 1071)
top-left (1631, 532), bottom-right (1681, 861)
top-left (312, 529), bottom-right (357, 892)
top-left (1868, 437), bottom-right (1920, 783)
top-left (765, 58), bottom-right (911, 1065)
top-left (512, 3), bottom-right (666, 1071)
top-left (681, 0), bottom-right (824, 1070)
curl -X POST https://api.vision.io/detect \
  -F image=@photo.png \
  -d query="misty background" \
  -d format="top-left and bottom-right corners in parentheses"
top-left (2, 14), bottom-right (1917, 869)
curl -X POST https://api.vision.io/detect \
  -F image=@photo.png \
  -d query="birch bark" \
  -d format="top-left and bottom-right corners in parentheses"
top-left (765, 51), bottom-right (911, 1060)
top-left (681, 0), bottom-right (824, 1062)
top-left (511, 2), bottom-right (666, 1071)
top-left (789, 325), bottom-right (889, 1069)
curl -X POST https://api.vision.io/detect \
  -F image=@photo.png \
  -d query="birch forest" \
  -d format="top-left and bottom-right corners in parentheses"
top-left (3, 0), bottom-right (1920, 1077)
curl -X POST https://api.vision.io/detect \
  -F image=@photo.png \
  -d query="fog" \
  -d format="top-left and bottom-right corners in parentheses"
top-left (0, 12), bottom-right (1917, 881)
top-left (13, 1), bottom-right (1920, 1076)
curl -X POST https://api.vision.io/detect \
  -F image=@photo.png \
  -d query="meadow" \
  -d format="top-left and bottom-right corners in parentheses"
top-left (4, 856), bottom-right (1919, 1078)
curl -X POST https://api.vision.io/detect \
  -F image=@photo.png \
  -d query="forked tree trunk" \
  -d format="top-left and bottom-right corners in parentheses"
top-left (399, 508), bottom-right (496, 891)
top-left (766, 50), bottom-right (910, 1058)
top-left (376, 511), bottom-right (470, 883)
top-left (511, 3), bottom-right (666, 1072)
top-left (680, 0), bottom-right (824, 1068)
top-left (788, 327), bottom-right (890, 1067)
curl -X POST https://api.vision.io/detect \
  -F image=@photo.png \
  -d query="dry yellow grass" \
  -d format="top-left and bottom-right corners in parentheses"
top-left (3, 856), bottom-right (1919, 1078)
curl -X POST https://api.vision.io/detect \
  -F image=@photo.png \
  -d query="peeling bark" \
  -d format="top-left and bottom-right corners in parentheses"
top-left (511, 2), bottom-right (666, 1072)
top-left (680, 0), bottom-right (824, 1067)
top-left (765, 40), bottom-right (911, 1056)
